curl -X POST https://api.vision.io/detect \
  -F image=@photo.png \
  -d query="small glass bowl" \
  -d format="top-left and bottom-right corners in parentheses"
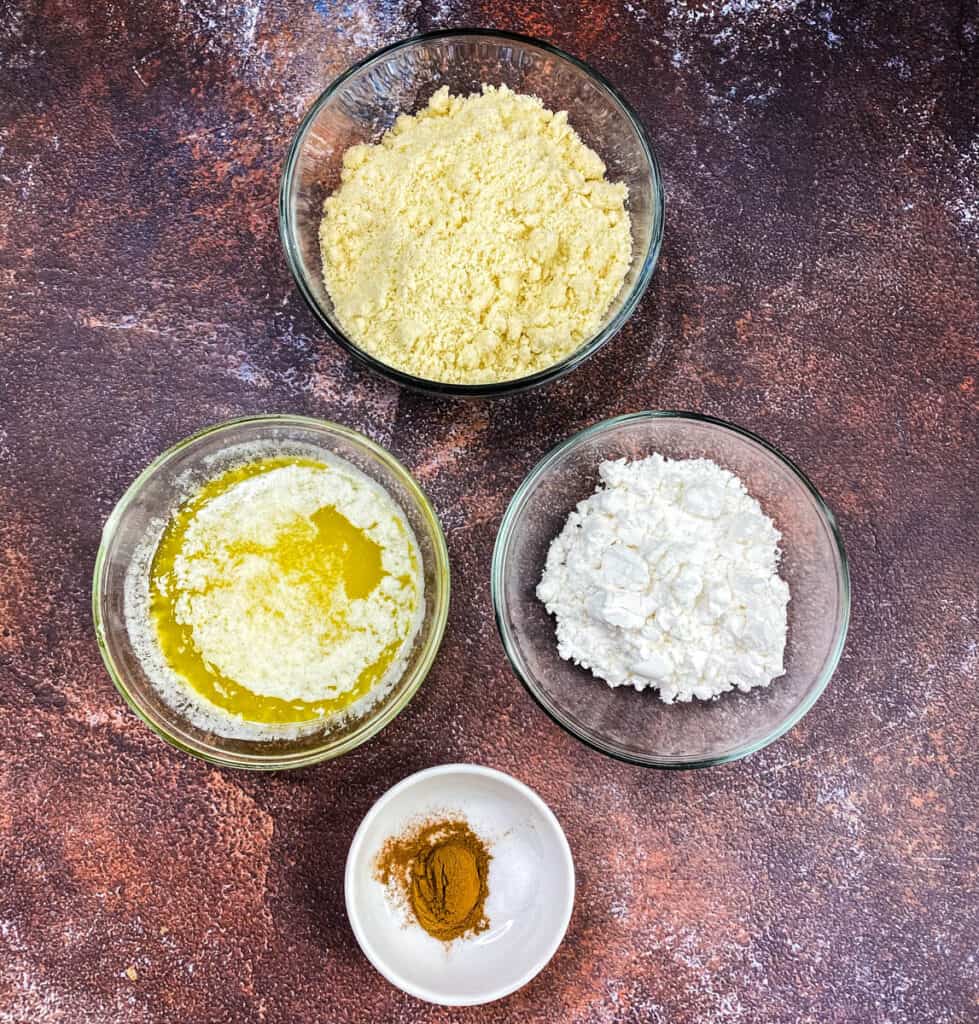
top-left (279, 29), bottom-right (665, 398)
top-left (92, 415), bottom-right (450, 770)
top-left (491, 412), bottom-right (851, 769)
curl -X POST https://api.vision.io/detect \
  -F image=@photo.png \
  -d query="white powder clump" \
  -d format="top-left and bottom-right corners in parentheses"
top-left (536, 454), bottom-right (790, 703)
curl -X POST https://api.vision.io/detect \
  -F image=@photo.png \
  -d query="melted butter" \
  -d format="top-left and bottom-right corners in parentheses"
top-left (149, 456), bottom-right (410, 726)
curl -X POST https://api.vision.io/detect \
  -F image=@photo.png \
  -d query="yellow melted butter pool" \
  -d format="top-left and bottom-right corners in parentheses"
top-left (149, 456), bottom-right (418, 726)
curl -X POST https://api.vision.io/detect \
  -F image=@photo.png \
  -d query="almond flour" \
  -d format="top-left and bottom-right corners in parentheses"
top-left (319, 84), bottom-right (633, 384)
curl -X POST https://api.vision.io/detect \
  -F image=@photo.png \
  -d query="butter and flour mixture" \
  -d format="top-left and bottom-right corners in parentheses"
top-left (319, 84), bottom-right (633, 384)
top-left (537, 455), bottom-right (790, 703)
top-left (125, 451), bottom-right (424, 740)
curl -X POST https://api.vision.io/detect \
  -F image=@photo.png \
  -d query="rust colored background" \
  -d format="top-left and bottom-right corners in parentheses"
top-left (0, 2), bottom-right (977, 1022)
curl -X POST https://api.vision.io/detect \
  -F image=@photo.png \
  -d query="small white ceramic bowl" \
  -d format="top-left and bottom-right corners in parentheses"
top-left (345, 764), bottom-right (575, 1006)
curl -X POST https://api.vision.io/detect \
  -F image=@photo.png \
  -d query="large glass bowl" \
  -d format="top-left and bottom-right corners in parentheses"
top-left (279, 29), bottom-right (665, 398)
top-left (491, 412), bottom-right (850, 768)
top-left (93, 415), bottom-right (450, 770)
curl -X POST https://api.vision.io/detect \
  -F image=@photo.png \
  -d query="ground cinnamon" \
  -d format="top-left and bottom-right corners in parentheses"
top-left (375, 818), bottom-right (491, 942)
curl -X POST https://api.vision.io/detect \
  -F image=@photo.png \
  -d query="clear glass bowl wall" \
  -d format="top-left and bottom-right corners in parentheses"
top-left (280, 30), bottom-right (664, 397)
top-left (93, 416), bottom-right (450, 770)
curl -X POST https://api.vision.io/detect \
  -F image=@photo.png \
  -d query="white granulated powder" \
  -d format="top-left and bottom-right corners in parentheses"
top-left (536, 454), bottom-right (790, 703)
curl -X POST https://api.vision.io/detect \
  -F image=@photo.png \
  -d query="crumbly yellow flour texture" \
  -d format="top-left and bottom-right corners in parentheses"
top-left (319, 84), bottom-right (633, 384)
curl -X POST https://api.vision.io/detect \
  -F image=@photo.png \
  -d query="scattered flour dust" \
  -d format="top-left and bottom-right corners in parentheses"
top-left (537, 454), bottom-right (790, 704)
top-left (666, 1), bottom-right (843, 80)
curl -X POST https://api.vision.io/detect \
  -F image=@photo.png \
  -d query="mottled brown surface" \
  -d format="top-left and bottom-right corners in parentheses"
top-left (0, 1), bottom-right (977, 1022)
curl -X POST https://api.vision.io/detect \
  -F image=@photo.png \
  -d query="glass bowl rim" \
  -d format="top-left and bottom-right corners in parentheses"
top-left (92, 413), bottom-right (451, 771)
top-left (490, 410), bottom-right (852, 769)
top-left (278, 27), bottom-right (666, 398)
